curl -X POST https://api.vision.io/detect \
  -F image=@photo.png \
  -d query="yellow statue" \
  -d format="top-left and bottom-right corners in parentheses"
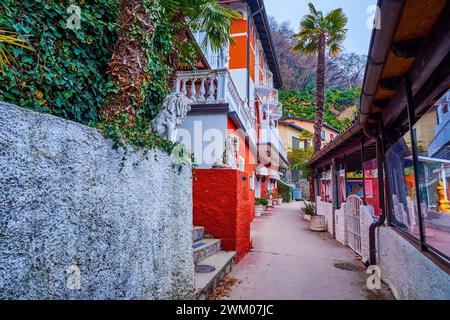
top-left (436, 181), bottom-right (450, 213)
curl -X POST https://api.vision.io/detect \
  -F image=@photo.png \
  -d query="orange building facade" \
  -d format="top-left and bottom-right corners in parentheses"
top-left (175, 0), bottom-right (286, 260)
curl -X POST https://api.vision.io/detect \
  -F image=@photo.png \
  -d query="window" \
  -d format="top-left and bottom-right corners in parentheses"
top-left (386, 130), bottom-right (421, 240)
top-left (387, 90), bottom-right (450, 259)
top-left (320, 169), bottom-right (332, 202)
top-left (321, 130), bottom-right (326, 141)
top-left (364, 159), bottom-right (381, 217)
top-left (414, 98), bottom-right (450, 258)
top-left (330, 134), bottom-right (334, 140)
top-left (292, 136), bottom-right (299, 149)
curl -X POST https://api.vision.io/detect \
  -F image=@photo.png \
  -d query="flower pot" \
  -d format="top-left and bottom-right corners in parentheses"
top-left (310, 215), bottom-right (326, 232)
top-left (267, 199), bottom-right (273, 207)
top-left (306, 215), bottom-right (311, 221)
top-left (272, 199), bottom-right (278, 206)
top-left (255, 205), bottom-right (264, 217)
top-left (278, 198), bottom-right (283, 204)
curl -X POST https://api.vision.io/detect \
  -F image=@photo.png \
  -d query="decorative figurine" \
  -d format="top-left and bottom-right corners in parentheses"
top-left (436, 180), bottom-right (450, 213)
top-left (150, 92), bottom-right (192, 143)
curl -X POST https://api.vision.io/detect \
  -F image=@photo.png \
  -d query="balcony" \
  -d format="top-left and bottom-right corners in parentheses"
top-left (175, 69), bottom-right (256, 145)
top-left (259, 122), bottom-right (288, 167)
top-left (255, 69), bottom-right (274, 97)
top-left (262, 90), bottom-right (283, 121)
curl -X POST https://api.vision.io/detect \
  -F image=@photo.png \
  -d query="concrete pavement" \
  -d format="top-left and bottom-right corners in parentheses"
top-left (225, 202), bottom-right (372, 300)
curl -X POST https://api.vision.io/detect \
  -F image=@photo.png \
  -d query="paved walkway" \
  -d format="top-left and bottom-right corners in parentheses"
top-left (225, 202), bottom-right (371, 300)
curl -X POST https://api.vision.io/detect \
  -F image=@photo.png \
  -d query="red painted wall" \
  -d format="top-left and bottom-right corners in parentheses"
top-left (193, 169), bottom-right (252, 261)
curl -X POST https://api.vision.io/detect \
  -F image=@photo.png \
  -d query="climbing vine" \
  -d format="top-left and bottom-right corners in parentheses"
top-left (0, 0), bottom-right (198, 158)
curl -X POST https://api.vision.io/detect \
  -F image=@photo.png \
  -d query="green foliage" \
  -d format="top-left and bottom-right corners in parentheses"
top-left (288, 147), bottom-right (314, 179)
top-left (277, 181), bottom-right (292, 203)
top-left (280, 87), bottom-right (359, 131)
top-left (0, 0), bottom-right (119, 125)
top-left (255, 198), bottom-right (269, 206)
top-left (302, 202), bottom-right (316, 216)
top-left (293, 2), bottom-right (348, 57)
top-left (326, 87), bottom-right (360, 111)
top-left (0, 1), bottom-right (198, 156)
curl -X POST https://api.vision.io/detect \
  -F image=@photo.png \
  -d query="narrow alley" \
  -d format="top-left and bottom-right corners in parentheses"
top-left (224, 202), bottom-right (382, 300)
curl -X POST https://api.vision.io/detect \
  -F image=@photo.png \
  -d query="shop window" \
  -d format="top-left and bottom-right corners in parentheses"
top-left (386, 131), bottom-right (421, 240)
top-left (320, 169), bottom-right (332, 202)
top-left (346, 171), bottom-right (364, 198)
top-left (413, 97), bottom-right (450, 258)
top-left (387, 90), bottom-right (450, 258)
top-left (364, 159), bottom-right (381, 217)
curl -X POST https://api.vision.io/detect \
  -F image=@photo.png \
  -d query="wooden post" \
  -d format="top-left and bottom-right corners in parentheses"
top-left (331, 159), bottom-right (337, 239)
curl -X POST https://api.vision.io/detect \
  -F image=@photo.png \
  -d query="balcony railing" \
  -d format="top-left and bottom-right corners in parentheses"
top-left (175, 69), bottom-right (256, 145)
top-left (259, 122), bottom-right (288, 165)
top-left (255, 69), bottom-right (274, 96)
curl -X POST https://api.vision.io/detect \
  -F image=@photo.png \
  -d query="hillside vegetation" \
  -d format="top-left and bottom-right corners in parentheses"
top-left (270, 17), bottom-right (364, 132)
top-left (280, 87), bottom-right (359, 131)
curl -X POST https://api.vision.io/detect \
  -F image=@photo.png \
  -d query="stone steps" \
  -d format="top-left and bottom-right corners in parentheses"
top-left (193, 238), bottom-right (221, 265)
top-left (192, 226), bottom-right (236, 300)
top-left (195, 251), bottom-right (236, 300)
top-left (192, 226), bottom-right (205, 243)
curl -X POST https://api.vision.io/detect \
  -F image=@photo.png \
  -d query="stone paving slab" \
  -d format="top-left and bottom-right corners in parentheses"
top-left (225, 202), bottom-right (375, 300)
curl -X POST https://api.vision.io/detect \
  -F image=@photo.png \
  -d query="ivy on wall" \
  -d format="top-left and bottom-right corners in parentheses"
top-left (0, 0), bottom-right (119, 125)
top-left (0, 1), bottom-right (198, 157)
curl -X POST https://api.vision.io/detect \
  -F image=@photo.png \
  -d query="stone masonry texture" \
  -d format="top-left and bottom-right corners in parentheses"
top-left (0, 102), bottom-right (194, 300)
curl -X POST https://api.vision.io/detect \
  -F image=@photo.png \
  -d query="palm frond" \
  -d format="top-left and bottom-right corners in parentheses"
top-left (192, 1), bottom-right (240, 52)
top-left (0, 29), bottom-right (33, 71)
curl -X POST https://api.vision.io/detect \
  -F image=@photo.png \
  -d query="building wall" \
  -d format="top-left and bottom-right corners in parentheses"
top-left (178, 114), bottom-right (227, 168)
top-left (283, 119), bottom-right (339, 144)
top-left (278, 123), bottom-right (310, 151)
top-left (0, 103), bottom-right (194, 300)
top-left (377, 227), bottom-right (450, 300)
top-left (193, 169), bottom-right (252, 261)
top-left (316, 196), bottom-right (334, 234)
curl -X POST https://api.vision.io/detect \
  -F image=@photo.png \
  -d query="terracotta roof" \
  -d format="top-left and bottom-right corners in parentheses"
top-left (281, 117), bottom-right (340, 133)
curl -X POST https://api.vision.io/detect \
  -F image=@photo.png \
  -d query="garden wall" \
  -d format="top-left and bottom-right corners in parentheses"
top-left (0, 102), bottom-right (194, 299)
top-left (193, 169), bottom-right (251, 261)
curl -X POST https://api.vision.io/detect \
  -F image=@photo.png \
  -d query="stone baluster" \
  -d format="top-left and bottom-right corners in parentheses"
top-left (189, 77), bottom-right (196, 99)
top-left (181, 78), bottom-right (187, 96)
top-left (206, 75), bottom-right (216, 102)
top-left (197, 78), bottom-right (206, 103)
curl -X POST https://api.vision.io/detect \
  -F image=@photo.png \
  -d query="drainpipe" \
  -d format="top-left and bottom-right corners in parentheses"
top-left (247, 2), bottom-right (265, 109)
top-left (331, 159), bottom-right (337, 239)
top-left (368, 124), bottom-right (386, 265)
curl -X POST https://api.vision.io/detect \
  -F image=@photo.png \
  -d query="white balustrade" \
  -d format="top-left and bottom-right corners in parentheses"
top-left (175, 69), bottom-right (256, 146)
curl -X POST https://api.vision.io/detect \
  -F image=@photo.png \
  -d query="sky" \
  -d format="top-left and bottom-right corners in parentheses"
top-left (264, 0), bottom-right (378, 55)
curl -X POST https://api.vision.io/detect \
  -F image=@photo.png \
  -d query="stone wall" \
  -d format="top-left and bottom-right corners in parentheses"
top-left (377, 227), bottom-right (450, 300)
top-left (360, 206), bottom-right (376, 264)
top-left (0, 102), bottom-right (194, 300)
top-left (316, 196), bottom-right (333, 234)
top-left (335, 204), bottom-right (347, 246)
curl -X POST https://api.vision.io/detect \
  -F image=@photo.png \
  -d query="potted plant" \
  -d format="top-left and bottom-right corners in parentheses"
top-left (263, 190), bottom-right (273, 207)
top-left (255, 198), bottom-right (268, 216)
top-left (306, 204), bottom-right (326, 232)
top-left (302, 202), bottom-right (315, 221)
top-left (278, 195), bottom-right (283, 205)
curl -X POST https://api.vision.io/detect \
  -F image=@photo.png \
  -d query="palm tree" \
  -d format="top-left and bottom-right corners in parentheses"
top-left (102, 0), bottom-right (239, 122)
top-left (293, 3), bottom-right (347, 152)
